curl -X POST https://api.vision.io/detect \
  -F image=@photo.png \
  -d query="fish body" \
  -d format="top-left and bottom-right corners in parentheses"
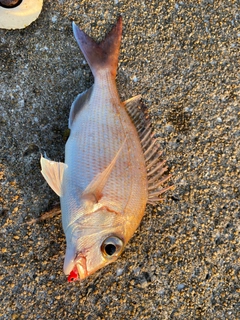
top-left (41, 17), bottom-right (172, 281)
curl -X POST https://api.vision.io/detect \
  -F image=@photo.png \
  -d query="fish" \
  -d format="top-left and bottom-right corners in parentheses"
top-left (40, 16), bottom-right (173, 282)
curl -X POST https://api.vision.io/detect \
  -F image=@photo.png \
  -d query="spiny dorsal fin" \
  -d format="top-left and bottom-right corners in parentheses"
top-left (40, 155), bottom-right (67, 197)
top-left (124, 96), bottom-right (174, 205)
top-left (124, 95), bottom-right (150, 138)
top-left (72, 17), bottom-right (122, 78)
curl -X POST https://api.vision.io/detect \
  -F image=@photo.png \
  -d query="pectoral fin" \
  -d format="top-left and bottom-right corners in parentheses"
top-left (40, 155), bottom-right (67, 197)
top-left (81, 138), bottom-right (126, 205)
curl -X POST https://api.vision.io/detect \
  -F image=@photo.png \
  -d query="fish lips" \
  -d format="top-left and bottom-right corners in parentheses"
top-left (64, 245), bottom-right (88, 281)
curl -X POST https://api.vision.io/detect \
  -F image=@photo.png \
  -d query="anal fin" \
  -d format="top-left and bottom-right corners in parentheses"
top-left (69, 86), bottom-right (93, 129)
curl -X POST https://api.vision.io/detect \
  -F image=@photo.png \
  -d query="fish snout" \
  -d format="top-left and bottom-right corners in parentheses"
top-left (76, 256), bottom-right (88, 280)
top-left (66, 254), bottom-right (88, 282)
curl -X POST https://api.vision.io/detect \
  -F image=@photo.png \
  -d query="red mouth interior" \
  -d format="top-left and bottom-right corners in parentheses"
top-left (67, 267), bottom-right (78, 282)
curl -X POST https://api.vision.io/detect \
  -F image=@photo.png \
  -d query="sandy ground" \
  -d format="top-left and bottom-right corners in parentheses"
top-left (0, 0), bottom-right (239, 319)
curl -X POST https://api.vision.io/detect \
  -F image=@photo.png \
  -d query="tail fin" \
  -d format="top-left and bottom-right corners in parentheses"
top-left (72, 17), bottom-right (122, 78)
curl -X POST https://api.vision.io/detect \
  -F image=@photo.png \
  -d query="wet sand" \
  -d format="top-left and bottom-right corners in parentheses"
top-left (0, 1), bottom-right (239, 319)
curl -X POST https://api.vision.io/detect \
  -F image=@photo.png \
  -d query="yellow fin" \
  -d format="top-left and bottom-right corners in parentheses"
top-left (40, 155), bottom-right (67, 197)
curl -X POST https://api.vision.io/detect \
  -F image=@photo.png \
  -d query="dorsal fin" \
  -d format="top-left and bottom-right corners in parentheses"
top-left (124, 96), bottom-right (174, 205)
top-left (123, 95), bottom-right (150, 138)
top-left (72, 17), bottom-right (122, 78)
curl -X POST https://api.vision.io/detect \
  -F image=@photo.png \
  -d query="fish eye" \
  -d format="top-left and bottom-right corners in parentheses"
top-left (101, 236), bottom-right (123, 258)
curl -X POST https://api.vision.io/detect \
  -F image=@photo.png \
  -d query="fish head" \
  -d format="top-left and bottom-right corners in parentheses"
top-left (63, 209), bottom-right (125, 281)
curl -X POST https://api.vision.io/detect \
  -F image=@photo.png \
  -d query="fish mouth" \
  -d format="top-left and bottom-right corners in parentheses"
top-left (67, 256), bottom-right (88, 282)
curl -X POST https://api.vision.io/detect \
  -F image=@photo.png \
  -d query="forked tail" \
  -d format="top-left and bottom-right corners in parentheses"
top-left (72, 17), bottom-right (122, 79)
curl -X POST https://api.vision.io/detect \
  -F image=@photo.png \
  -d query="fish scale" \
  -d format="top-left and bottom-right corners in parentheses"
top-left (68, 102), bottom-right (129, 194)
top-left (67, 78), bottom-right (144, 203)
top-left (41, 17), bottom-right (172, 281)
top-left (65, 97), bottom-right (146, 216)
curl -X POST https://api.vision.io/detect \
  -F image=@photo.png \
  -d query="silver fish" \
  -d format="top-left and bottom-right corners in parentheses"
top-left (41, 17), bottom-right (173, 281)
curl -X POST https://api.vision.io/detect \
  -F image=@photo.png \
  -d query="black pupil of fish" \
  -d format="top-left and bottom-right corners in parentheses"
top-left (105, 244), bottom-right (116, 256)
